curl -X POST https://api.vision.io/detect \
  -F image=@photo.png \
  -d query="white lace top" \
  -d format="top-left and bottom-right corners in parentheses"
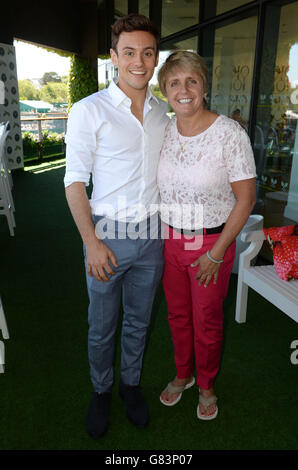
top-left (157, 114), bottom-right (256, 229)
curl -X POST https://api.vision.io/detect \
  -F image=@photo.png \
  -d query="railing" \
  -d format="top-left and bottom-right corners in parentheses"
top-left (21, 115), bottom-right (68, 163)
top-left (21, 115), bottom-right (68, 138)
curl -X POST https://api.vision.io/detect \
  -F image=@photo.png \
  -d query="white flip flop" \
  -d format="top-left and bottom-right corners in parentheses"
top-left (160, 376), bottom-right (195, 407)
top-left (197, 392), bottom-right (218, 420)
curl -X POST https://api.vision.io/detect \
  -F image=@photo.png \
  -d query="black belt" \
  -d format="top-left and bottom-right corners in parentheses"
top-left (168, 223), bottom-right (225, 236)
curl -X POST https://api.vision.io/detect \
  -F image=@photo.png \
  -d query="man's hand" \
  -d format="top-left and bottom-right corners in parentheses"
top-left (65, 183), bottom-right (118, 282)
top-left (86, 239), bottom-right (118, 282)
top-left (191, 252), bottom-right (221, 287)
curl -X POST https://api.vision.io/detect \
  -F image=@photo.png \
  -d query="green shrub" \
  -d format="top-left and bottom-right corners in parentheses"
top-left (22, 131), bottom-right (65, 161)
top-left (22, 131), bottom-right (39, 157)
top-left (41, 130), bottom-right (65, 147)
top-left (68, 55), bottom-right (98, 109)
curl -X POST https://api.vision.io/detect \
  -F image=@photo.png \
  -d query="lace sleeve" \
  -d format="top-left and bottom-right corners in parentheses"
top-left (224, 124), bottom-right (257, 182)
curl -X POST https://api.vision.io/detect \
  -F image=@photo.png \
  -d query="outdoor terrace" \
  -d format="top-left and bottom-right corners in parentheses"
top-left (21, 115), bottom-right (67, 165)
top-left (0, 160), bottom-right (297, 450)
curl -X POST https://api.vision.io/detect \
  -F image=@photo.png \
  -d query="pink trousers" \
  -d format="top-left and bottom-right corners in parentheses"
top-left (162, 227), bottom-right (236, 390)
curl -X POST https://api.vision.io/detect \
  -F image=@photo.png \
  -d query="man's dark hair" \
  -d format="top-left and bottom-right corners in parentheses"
top-left (111, 13), bottom-right (160, 52)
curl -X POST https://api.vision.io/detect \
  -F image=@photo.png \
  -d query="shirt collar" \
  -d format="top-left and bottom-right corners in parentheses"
top-left (108, 77), bottom-right (160, 107)
top-left (146, 84), bottom-right (159, 105)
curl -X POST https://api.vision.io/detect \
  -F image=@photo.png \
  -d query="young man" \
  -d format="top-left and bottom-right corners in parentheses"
top-left (64, 14), bottom-right (169, 439)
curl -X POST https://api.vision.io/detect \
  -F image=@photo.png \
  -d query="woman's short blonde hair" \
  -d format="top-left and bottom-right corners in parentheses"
top-left (158, 50), bottom-right (209, 97)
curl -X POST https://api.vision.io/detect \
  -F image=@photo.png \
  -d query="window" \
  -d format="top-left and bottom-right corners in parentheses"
top-left (161, 0), bottom-right (199, 37)
top-left (203, 0), bottom-right (250, 20)
top-left (169, 36), bottom-right (197, 51)
top-left (203, 16), bottom-right (257, 125)
top-left (139, 0), bottom-right (149, 17)
top-left (216, 0), bottom-right (250, 16)
top-left (254, 1), bottom-right (298, 229)
top-left (114, 0), bottom-right (128, 17)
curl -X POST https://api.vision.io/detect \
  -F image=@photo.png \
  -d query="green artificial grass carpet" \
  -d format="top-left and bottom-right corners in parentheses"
top-left (0, 164), bottom-right (297, 450)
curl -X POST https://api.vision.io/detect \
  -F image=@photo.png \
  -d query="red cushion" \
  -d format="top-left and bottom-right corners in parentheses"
top-left (263, 225), bottom-right (298, 282)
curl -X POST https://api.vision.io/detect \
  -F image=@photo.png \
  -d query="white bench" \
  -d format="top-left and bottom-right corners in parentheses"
top-left (235, 230), bottom-right (298, 323)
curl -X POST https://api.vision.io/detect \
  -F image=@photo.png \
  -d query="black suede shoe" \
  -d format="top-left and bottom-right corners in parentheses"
top-left (85, 392), bottom-right (111, 439)
top-left (119, 380), bottom-right (149, 427)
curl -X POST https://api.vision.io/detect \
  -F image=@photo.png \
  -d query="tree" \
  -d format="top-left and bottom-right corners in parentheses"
top-left (41, 71), bottom-right (62, 85)
top-left (150, 84), bottom-right (172, 112)
top-left (151, 84), bottom-right (167, 102)
top-left (39, 82), bottom-right (68, 103)
top-left (18, 79), bottom-right (40, 100)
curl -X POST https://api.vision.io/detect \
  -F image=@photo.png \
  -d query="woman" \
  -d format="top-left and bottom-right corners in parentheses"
top-left (157, 51), bottom-right (256, 420)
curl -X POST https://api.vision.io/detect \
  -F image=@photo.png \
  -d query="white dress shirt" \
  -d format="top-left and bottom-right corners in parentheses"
top-left (64, 79), bottom-right (169, 223)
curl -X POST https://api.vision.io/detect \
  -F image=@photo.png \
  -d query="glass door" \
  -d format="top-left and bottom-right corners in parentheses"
top-left (201, 14), bottom-right (258, 127)
top-left (254, 1), bottom-right (298, 228)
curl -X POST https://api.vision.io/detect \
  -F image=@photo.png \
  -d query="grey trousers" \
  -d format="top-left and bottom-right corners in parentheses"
top-left (84, 216), bottom-right (164, 394)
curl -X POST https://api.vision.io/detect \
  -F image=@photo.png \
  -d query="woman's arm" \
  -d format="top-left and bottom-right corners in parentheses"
top-left (192, 177), bottom-right (256, 286)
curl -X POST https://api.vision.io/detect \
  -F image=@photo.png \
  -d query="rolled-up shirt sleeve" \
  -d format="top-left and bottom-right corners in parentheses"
top-left (64, 101), bottom-right (97, 188)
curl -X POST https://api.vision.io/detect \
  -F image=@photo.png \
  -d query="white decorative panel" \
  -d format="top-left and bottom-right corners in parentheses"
top-left (0, 42), bottom-right (24, 170)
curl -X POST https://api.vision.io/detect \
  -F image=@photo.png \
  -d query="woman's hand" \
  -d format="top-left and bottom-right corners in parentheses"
top-left (190, 178), bottom-right (256, 287)
top-left (191, 252), bottom-right (221, 287)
